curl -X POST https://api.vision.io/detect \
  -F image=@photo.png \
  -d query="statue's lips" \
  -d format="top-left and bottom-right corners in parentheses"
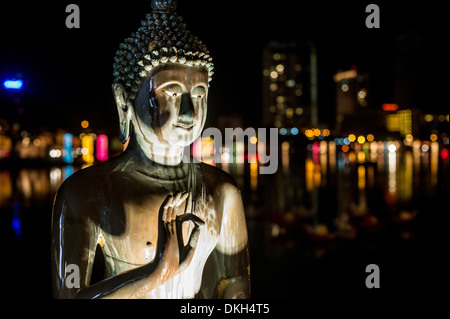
top-left (173, 122), bottom-right (194, 130)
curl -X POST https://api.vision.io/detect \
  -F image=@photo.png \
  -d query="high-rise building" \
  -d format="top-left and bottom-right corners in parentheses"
top-left (262, 41), bottom-right (317, 135)
top-left (333, 67), bottom-right (371, 135)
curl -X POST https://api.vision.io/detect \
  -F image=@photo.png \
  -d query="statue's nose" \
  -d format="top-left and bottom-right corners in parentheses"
top-left (178, 93), bottom-right (194, 121)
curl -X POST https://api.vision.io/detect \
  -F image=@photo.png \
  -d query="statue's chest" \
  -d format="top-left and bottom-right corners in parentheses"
top-left (99, 190), bottom-right (219, 268)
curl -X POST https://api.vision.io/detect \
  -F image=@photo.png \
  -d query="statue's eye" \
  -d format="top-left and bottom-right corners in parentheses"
top-left (163, 90), bottom-right (181, 97)
top-left (167, 91), bottom-right (180, 97)
top-left (161, 84), bottom-right (183, 98)
top-left (191, 86), bottom-right (206, 100)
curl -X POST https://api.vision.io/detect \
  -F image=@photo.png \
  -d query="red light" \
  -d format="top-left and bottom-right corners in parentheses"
top-left (441, 149), bottom-right (449, 160)
top-left (244, 153), bottom-right (259, 161)
top-left (382, 103), bottom-right (399, 111)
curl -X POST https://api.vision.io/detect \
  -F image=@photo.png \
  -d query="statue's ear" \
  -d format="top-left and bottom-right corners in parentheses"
top-left (112, 83), bottom-right (133, 144)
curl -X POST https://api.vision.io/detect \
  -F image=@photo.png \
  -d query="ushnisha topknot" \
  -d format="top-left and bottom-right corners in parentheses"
top-left (113, 0), bottom-right (214, 100)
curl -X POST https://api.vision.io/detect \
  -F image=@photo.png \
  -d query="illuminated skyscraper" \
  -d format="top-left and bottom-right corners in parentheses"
top-left (262, 41), bottom-right (317, 135)
top-left (333, 67), bottom-right (371, 134)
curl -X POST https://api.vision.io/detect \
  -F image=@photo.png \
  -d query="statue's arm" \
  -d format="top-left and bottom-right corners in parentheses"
top-left (215, 183), bottom-right (251, 298)
top-left (51, 186), bottom-right (197, 299)
top-left (51, 183), bottom-right (98, 298)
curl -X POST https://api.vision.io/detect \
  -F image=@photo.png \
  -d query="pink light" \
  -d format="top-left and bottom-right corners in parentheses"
top-left (441, 149), bottom-right (449, 160)
top-left (96, 134), bottom-right (109, 162)
top-left (312, 141), bottom-right (320, 164)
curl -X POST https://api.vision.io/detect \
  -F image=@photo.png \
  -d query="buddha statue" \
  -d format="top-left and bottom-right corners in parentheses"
top-left (51, 0), bottom-right (250, 299)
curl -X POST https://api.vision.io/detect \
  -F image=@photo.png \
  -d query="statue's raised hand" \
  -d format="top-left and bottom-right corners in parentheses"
top-left (156, 191), bottom-right (204, 283)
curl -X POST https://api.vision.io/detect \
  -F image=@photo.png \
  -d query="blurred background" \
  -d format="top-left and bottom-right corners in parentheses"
top-left (0, 0), bottom-right (448, 299)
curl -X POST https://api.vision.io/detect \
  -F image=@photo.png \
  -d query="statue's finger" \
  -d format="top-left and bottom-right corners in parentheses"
top-left (164, 195), bottom-right (174, 209)
top-left (172, 191), bottom-right (183, 206)
top-left (175, 191), bottom-right (189, 209)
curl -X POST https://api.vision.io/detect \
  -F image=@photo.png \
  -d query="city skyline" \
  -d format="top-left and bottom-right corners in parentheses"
top-left (0, 1), bottom-right (448, 136)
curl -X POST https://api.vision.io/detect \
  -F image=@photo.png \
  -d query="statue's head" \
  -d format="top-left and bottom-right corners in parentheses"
top-left (112, 0), bottom-right (213, 163)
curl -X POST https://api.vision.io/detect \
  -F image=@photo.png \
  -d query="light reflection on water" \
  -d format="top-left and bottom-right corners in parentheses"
top-left (0, 140), bottom-right (448, 239)
top-left (1, 140), bottom-right (448, 299)
top-left (220, 139), bottom-right (449, 240)
top-left (0, 165), bottom-right (77, 208)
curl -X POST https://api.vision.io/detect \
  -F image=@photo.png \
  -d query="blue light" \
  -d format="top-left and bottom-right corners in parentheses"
top-left (280, 128), bottom-right (287, 135)
top-left (63, 133), bottom-right (74, 164)
top-left (12, 202), bottom-right (22, 240)
top-left (291, 127), bottom-right (299, 135)
top-left (3, 79), bottom-right (23, 90)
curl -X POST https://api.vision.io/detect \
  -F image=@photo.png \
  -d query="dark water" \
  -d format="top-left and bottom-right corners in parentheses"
top-left (1, 140), bottom-right (448, 299)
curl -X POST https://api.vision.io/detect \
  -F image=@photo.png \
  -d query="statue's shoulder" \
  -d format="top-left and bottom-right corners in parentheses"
top-left (56, 158), bottom-right (120, 205)
top-left (199, 163), bottom-right (240, 197)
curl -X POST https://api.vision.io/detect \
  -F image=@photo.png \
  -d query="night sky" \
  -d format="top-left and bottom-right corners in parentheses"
top-left (0, 0), bottom-right (447, 137)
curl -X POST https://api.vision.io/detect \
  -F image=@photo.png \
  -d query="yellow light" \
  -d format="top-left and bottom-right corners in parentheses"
top-left (282, 141), bottom-right (290, 173)
top-left (405, 134), bottom-right (413, 143)
top-left (250, 136), bottom-right (258, 144)
top-left (295, 107), bottom-right (303, 115)
top-left (276, 95), bottom-right (285, 103)
top-left (366, 134), bottom-right (374, 142)
top-left (313, 163), bottom-right (321, 187)
top-left (341, 84), bottom-right (349, 92)
top-left (250, 161), bottom-right (258, 191)
top-left (305, 129), bottom-right (314, 138)
top-left (424, 114), bottom-right (433, 122)
top-left (81, 135), bottom-right (94, 165)
top-left (319, 140), bottom-right (327, 154)
top-left (313, 129), bottom-right (321, 137)
top-left (431, 142), bottom-right (439, 187)
top-left (285, 108), bottom-right (294, 118)
top-left (348, 134), bottom-right (356, 142)
top-left (33, 139), bottom-right (41, 147)
top-left (357, 89), bottom-right (367, 99)
top-left (357, 136), bottom-right (366, 144)
top-left (387, 113), bottom-right (400, 131)
top-left (348, 151), bottom-right (356, 162)
top-left (322, 129), bottom-right (330, 137)
top-left (358, 151), bottom-right (365, 163)
top-left (430, 134), bottom-right (438, 142)
top-left (305, 158), bottom-right (314, 192)
top-left (333, 69), bottom-right (357, 82)
top-left (358, 165), bottom-right (366, 190)
top-left (81, 120), bottom-right (89, 129)
top-left (270, 71), bottom-right (278, 79)
top-left (275, 64), bottom-right (285, 73)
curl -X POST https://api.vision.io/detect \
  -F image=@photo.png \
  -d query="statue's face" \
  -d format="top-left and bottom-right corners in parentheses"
top-left (133, 63), bottom-right (208, 149)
